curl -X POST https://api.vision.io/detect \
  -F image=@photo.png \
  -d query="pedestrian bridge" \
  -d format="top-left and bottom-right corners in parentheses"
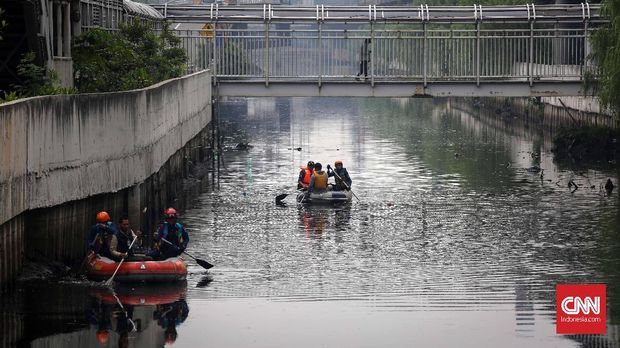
top-left (156, 3), bottom-right (603, 97)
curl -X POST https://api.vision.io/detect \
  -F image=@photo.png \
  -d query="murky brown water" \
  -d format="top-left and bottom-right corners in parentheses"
top-left (2, 97), bottom-right (619, 348)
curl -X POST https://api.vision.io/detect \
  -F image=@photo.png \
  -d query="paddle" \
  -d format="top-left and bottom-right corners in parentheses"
top-left (105, 234), bottom-right (138, 286)
top-left (327, 165), bottom-right (360, 202)
top-left (159, 237), bottom-right (214, 270)
top-left (275, 193), bottom-right (290, 203)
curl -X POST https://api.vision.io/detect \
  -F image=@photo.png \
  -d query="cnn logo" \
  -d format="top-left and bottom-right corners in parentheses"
top-left (556, 284), bottom-right (606, 334)
top-left (561, 296), bottom-right (600, 315)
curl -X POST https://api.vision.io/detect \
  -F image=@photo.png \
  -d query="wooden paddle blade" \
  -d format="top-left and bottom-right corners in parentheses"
top-left (196, 258), bottom-right (214, 270)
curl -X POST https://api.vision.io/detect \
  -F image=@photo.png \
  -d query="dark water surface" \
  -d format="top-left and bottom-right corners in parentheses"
top-left (2, 98), bottom-right (620, 348)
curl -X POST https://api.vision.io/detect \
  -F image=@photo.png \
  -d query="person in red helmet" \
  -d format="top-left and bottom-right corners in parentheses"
top-left (86, 211), bottom-right (117, 259)
top-left (327, 160), bottom-right (352, 191)
top-left (149, 208), bottom-right (189, 260)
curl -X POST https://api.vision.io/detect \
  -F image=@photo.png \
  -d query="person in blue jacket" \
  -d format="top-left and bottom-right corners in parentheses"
top-left (86, 211), bottom-right (118, 259)
top-left (149, 208), bottom-right (189, 260)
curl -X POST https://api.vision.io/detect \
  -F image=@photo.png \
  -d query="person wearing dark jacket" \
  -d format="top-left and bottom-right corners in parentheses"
top-left (149, 208), bottom-right (189, 260)
top-left (327, 160), bottom-right (352, 191)
top-left (109, 214), bottom-right (142, 261)
top-left (87, 211), bottom-right (117, 259)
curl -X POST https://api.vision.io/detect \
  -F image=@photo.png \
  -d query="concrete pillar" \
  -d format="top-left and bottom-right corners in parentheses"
top-left (55, 2), bottom-right (62, 56)
top-left (63, 2), bottom-right (71, 57)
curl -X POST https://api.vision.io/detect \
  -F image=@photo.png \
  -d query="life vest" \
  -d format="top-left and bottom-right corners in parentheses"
top-left (160, 222), bottom-right (185, 250)
top-left (301, 167), bottom-right (313, 185)
top-left (116, 229), bottom-right (133, 254)
top-left (313, 171), bottom-right (328, 190)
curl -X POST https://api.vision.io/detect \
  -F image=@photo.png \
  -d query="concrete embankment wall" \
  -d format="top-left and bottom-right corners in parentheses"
top-left (0, 70), bottom-right (213, 291)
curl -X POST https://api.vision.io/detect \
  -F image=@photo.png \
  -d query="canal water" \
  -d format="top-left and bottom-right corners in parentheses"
top-left (2, 97), bottom-right (619, 347)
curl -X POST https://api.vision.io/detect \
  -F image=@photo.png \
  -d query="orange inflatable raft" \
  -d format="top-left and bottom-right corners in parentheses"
top-left (86, 254), bottom-right (188, 283)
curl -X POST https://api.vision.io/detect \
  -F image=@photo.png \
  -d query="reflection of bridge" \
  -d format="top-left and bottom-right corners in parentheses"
top-left (158, 3), bottom-right (603, 97)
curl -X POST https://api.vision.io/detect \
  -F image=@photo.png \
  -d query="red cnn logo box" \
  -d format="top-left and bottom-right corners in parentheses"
top-left (556, 284), bottom-right (606, 334)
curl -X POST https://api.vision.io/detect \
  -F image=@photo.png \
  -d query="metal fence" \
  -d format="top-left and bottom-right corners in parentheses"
top-left (174, 23), bottom-right (592, 85)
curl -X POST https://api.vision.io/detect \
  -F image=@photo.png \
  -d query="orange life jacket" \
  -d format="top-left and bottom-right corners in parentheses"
top-left (313, 171), bottom-right (328, 190)
top-left (302, 167), bottom-right (313, 185)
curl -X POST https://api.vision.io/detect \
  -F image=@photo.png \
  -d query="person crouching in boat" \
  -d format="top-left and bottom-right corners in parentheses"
top-left (298, 160), bottom-right (315, 190)
top-left (308, 162), bottom-right (329, 194)
top-left (109, 214), bottom-right (143, 261)
top-left (327, 160), bottom-right (352, 191)
top-left (87, 211), bottom-right (117, 260)
top-left (149, 208), bottom-right (189, 261)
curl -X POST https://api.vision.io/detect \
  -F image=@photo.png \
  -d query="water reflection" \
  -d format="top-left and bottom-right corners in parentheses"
top-left (298, 204), bottom-right (352, 237)
top-left (87, 283), bottom-right (189, 348)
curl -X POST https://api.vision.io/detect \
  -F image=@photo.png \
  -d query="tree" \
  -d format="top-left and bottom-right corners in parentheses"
top-left (73, 21), bottom-right (187, 93)
top-left (590, 0), bottom-right (620, 117)
top-left (0, 7), bottom-right (6, 41)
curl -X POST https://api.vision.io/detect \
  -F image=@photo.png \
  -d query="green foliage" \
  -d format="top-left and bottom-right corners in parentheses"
top-left (0, 91), bottom-right (20, 104)
top-left (12, 52), bottom-right (77, 98)
top-left (590, 0), bottom-right (620, 117)
top-left (73, 21), bottom-right (187, 93)
top-left (0, 7), bottom-right (6, 41)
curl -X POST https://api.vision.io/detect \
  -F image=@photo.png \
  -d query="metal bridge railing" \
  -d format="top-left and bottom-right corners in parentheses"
top-left (175, 25), bottom-right (593, 85)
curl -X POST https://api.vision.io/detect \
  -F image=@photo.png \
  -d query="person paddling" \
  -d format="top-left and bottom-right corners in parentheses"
top-left (327, 160), bottom-right (352, 191)
top-left (109, 214), bottom-right (143, 261)
top-left (149, 208), bottom-right (189, 260)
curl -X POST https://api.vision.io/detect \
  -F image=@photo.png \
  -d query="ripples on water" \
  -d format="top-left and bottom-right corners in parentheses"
top-left (171, 97), bottom-right (620, 346)
top-left (3, 97), bottom-right (619, 347)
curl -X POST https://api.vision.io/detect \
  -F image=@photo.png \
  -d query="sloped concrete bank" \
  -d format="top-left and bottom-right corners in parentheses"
top-left (461, 96), bottom-right (618, 131)
top-left (0, 70), bottom-right (214, 292)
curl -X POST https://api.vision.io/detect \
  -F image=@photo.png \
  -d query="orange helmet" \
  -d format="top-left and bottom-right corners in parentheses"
top-left (335, 160), bottom-right (343, 166)
top-left (96, 211), bottom-right (110, 223)
top-left (96, 329), bottom-right (109, 344)
top-left (164, 207), bottom-right (177, 219)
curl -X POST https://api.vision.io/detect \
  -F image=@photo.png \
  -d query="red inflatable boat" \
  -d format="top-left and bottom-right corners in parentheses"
top-left (86, 254), bottom-right (187, 283)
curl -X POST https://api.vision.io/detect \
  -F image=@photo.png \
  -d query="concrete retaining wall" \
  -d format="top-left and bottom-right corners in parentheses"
top-left (0, 70), bottom-right (213, 291)
top-left (0, 70), bottom-right (212, 226)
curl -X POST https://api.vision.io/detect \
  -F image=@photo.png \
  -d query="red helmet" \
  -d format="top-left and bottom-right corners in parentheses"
top-left (96, 211), bottom-right (110, 223)
top-left (335, 160), bottom-right (343, 166)
top-left (96, 329), bottom-right (109, 344)
top-left (164, 207), bottom-right (177, 219)
top-left (165, 329), bottom-right (178, 344)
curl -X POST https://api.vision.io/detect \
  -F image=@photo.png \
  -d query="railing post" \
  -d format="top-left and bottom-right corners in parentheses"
top-left (529, 3), bottom-right (536, 87)
top-left (370, 5), bottom-right (376, 87)
top-left (318, 5), bottom-right (323, 88)
top-left (582, 2), bottom-right (591, 81)
top-left (211, 3), bottom-right (218, 85)
top-left (475, 4), bottom-right (481, 87)
top-left (422, 6), bottom-right (427, 87)
top-left (264, 4), bottom-right (271, 87)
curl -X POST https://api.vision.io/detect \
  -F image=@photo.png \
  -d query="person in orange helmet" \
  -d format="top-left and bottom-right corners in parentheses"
top-left (86, 211), bottom-right (118, 259)
top-left (96, 329), bottom-right (109, 344)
